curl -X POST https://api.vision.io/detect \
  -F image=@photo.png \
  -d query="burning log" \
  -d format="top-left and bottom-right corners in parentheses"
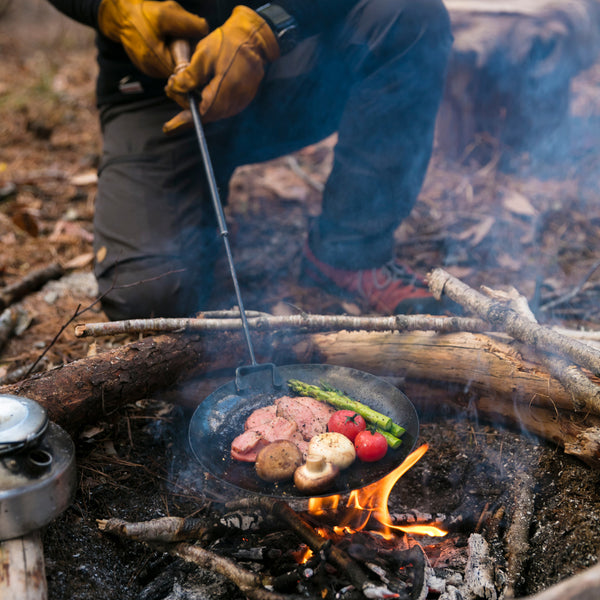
top-left (99, 500), bottom-right (402, 600)
top-left (225, 496), bottom-right (401, 599)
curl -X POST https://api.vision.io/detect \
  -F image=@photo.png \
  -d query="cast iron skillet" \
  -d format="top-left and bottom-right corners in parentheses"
top-left (188, 363), bottom-right (419, 498)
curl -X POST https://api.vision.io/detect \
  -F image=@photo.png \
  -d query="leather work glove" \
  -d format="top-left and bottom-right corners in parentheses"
top-left (98, 0), bottom-right (209, 78)
top-left (163, 5), bottom-right (280, 131)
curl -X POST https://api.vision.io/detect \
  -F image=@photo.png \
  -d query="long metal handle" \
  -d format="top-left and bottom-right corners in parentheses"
top-left (170, 41), bottom-right (257, 365)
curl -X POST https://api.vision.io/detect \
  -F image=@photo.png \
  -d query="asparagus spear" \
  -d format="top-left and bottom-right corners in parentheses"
top-left (375, 427), bottom-right (403, 449)
top-left (288, 379), bottom-right (402, 435)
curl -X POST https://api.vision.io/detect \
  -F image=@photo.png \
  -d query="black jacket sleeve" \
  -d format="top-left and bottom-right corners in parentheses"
top-left (47, 0), bottom-right (358, 38)
top-left (47, 0), bottom-right (102, 28)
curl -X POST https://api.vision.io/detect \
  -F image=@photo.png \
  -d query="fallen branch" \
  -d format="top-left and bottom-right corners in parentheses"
top-left (429, 268), bottom-right (600, 376)
top-left (0, 262), bottom-right (64, 311)
top-left (480, 285), bottom-right (600, 415)
top-left (74, 313), bottom-right (490, 338)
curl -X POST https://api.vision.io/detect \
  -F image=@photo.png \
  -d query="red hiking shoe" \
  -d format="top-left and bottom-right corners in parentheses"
top-left (300, 243), bottom-right (444, 314)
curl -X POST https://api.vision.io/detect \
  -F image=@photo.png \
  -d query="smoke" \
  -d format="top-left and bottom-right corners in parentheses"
top-left (438, 1), bottom-right (600, 169)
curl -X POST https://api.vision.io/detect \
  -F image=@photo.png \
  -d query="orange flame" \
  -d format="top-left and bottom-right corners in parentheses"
top-left (308, 443), bottom-right (447, 540)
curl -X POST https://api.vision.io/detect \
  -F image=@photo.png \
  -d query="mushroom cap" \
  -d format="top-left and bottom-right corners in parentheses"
top-left (293, 454), bottom-right (340, 494)
top-left (255, 440), bottom-right (303, 482)
top-left (308, 432), bottom-right (356, 469)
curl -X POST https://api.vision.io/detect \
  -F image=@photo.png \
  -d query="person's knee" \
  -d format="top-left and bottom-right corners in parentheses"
top-left (96, 257), bottom-right (212, 320)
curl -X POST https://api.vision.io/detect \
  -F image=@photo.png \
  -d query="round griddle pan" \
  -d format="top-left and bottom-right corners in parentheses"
top-left (188, 363), bottom-right (419, 498)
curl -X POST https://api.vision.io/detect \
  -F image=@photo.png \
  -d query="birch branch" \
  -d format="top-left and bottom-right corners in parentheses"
top-left (429, 268), bottom-right (600, 376)
top-left (479, 285), bottom-right (600, 414)
top-left (74, 313), bottom-right (490, 338)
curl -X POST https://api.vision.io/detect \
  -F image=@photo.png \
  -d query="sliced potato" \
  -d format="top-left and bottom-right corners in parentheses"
top-left (255, 440), bottom-right (303, 482)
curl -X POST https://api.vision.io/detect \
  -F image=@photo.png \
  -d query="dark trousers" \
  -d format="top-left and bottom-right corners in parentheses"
top-left (94, 0), bottom-right (452, 319)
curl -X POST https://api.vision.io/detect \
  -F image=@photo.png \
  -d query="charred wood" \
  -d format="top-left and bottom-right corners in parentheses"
top-left (504, 472), bottom-right (536, 598)
top-left (224, 496), bottom-right (400, 599)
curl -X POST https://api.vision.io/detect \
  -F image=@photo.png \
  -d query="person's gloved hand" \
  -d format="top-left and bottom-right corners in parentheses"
top-left (163, 5), bottom-right (280, 130)
top-left (98, 0), bottom-right (209, 78)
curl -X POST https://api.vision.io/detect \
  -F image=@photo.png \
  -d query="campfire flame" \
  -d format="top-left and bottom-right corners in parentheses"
top-left (308, 444), bottom-right (447, 540)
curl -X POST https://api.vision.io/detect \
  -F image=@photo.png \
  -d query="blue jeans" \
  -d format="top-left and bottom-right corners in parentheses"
top-left (94, 0), bottom-right (452, 319)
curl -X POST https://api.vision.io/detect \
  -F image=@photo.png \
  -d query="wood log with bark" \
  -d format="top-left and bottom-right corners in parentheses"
top-left (4, 321), bottom-right (600, 466)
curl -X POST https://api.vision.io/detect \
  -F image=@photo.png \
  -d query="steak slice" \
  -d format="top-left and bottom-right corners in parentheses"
top-left (231, 430), bottom-right (268, 462)
top-left (275, 395), bottom-right (335, 441)
top-left (244, 404), bottom-right (277, 430)
top-left (231, 415), bottom-right (299, 462)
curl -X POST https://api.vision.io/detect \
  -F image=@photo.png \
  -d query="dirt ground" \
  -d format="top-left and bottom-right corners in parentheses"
top-left (3, 1), bottom-right (600, 599)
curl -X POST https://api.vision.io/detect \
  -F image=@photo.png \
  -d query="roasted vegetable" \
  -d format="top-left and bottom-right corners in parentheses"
top-left (308, 432), bottom-right (356, 469)
top-left (294, 455), bottom-right (340, 494)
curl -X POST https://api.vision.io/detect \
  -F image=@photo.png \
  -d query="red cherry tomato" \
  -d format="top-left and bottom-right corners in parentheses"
top-left (354, 430), bottom-right (388, 462)
top-left (327, 410), bottom-right (367, 442)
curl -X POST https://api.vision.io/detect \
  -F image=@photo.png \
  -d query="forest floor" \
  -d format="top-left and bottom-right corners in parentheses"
top-left (3, 1), bottom-right (600, 599)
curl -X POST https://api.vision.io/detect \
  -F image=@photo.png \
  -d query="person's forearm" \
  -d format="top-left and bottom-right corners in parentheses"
top-left (47, 0), bottom-right (102, 28)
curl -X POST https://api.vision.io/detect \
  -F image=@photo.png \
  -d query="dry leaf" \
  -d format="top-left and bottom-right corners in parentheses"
top-left (260, 166), bottom-right (309, 200)
top-left (50, 220), bottom-right (94, 243)
top-left (455, 216), bottom-right (495, 246)
top-left (12, 209), bottom-right (40, 236)
top-left (502, 190), bottom-right (536, 217)
top-left (64, 252), bottom-right (95, 270)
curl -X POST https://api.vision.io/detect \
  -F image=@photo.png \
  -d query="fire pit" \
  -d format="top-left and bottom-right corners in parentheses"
top-left (37, 389), bottom-right (600, 600)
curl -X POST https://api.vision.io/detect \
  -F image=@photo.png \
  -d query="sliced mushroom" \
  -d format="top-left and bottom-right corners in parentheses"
top-left (255, 440), bottom-right (303, 482)
top-left (293, 454), bottom-right (340, 494)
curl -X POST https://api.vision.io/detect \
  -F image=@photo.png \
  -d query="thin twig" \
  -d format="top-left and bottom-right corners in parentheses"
top-left (540, 258), bottom-right (600, 312)
top-left (284, 156), bottom-right (325, 193)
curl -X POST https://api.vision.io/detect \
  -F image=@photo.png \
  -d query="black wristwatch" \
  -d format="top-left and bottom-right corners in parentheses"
top-left (255, 3), bottom-right (299, 55)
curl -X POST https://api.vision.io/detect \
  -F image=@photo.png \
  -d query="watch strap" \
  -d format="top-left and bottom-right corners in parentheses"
top-left (255, 3), bottom-right (299, 55)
